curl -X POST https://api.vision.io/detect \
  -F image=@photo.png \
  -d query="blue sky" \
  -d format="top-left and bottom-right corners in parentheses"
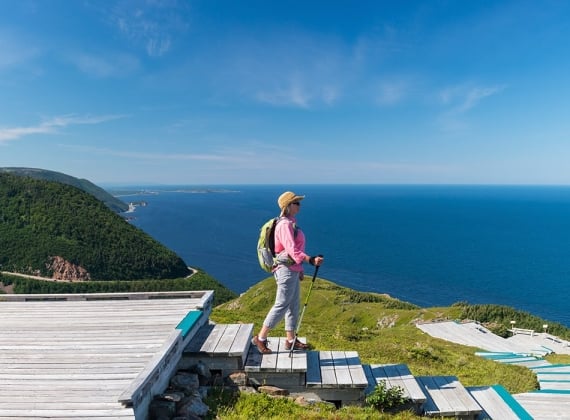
top-left (1, 0), bottom-right (570, 185)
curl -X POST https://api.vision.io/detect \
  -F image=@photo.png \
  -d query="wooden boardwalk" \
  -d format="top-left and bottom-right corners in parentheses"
top-left (418, 320), bottom-right (570, 418)
top-left (417, 320), bottom-right (570, 356)
top-left (0, 291), bottom-right (213, 419)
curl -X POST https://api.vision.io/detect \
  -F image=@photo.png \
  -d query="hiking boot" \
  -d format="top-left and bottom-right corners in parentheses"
top-left (285, 338), bottom-right (309, 351)
top-left (252, 335), bottom-right (272, 354)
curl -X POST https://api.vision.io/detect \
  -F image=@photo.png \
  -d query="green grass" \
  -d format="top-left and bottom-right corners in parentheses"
top-left (207, 276), bottom-right (553, 418)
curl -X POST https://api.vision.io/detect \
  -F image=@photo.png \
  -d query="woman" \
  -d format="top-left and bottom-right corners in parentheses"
top-left (252, 191), bottom-right (324, 354)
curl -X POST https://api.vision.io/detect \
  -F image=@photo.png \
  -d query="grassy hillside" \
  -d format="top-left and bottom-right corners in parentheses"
top-left (212, 277), bottom-right (545, 394)
top-left (208, 277), bottom-right (570, 418)
top-left (0, 172), bottom-right (189, 280)
top-left (205, 276), bottom-right (570, 418)
top-left (0, 167), bottom-right (129, 212)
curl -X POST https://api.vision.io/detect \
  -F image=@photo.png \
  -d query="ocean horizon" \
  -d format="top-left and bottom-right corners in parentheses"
top-left (117, 184), bottom-right (570, 328)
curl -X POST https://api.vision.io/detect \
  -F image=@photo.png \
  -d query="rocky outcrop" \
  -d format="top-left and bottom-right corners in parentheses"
top-left (148, 361), bottom-right (320, 419)
top-left (47, 256), bottom-right (91, 281)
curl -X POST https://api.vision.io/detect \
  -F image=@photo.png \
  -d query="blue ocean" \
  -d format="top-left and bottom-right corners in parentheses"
top-left (121, 185), bottom-right (570, 327)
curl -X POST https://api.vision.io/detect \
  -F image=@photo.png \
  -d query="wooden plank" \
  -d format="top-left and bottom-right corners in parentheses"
top-left (276, 338), bottom-right (293, 372)
top-left (259, 337), bottom-right (279, 371)
top-left (175, 310), bottom-right (203, 338)
top-left (244, 345), bottom-right (262, 372)
top-left (0, 290), bottom-right (213, 303)
top-left (345, 351), bottom-right (368, 388)
top-left (434, 376), bottom-right (480, 415)
top-left (290, 342), bottom-right (308, 373)
top-left (513, 392), bottom-right (570, 419)
top-left (370, 364), bottom-right (426, 402)
top-left (319, 351), bottom-right (337, 388)
top-left (305, 351), bottom-right (322, 388)
top-left (418, 376), bottom-right (454, 415)
top-left (199, 323), bottom-right (226, 354)
top-left (538, 373), bottom-right (570, 381)
top-left (0, 292), bottom-right (213, 420)
top-left (331, 351), bottom-right (352, 388)
top-left (0, 408), bottom-right (135, 418)
top-left (393, 364), bottom-right (427, 403)
top-left (215, 324), bottom-right (240, 354)
top-left (119, 330), bottom-right (183, 403)
top-left (419, 376), bottom-right (481, 416)
top-left (184, 323), bottom-right (215, 353)
top-left (228, 324), bottom-right (254, 357)
top-left (472, 385), bottom-right (533, 420)
top-left (362, 364), bottom-right (377, 394)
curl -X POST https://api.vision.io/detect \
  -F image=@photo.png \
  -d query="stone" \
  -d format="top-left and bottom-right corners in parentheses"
top-left (170, 372), bottom-right (200, 392)
top-left (194, 360), bottom-right (212, 379)
top-left (177, 393), bottom-right (209, 418)
top-left (157, 391), bottom-right (184, 403)
top-left (238, 385), bottom-right (258, 394)
top-left (258, 385), bottom-right (289, 396)
top-left (148, 399), bottom-right (176, 420)
top-left (46, 256), bottom-right (90, 281)
top-left (226, 371), bottom-right (247, 386)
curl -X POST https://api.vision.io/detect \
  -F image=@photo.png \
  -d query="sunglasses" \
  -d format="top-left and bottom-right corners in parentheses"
top-left (291, 202), bottom-right (301, 206)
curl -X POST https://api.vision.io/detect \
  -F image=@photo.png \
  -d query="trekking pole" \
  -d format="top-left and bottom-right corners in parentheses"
top-left (289, 256), bottom-right (322, 358)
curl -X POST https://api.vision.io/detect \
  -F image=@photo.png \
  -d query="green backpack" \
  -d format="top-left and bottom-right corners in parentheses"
top-left (257, 217), bottom-right (297, 272)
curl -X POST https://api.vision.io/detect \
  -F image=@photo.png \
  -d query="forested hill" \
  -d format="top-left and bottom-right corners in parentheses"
top-left (0, 167), bottom-right (128, 213)
top-left (0, 172), bottom-right (190, 280)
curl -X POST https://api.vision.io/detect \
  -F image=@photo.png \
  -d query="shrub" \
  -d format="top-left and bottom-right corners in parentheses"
top-left (365, 380), bottom-right (409, 412)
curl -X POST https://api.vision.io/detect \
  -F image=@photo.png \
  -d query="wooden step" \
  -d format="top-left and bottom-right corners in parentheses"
top-left (244, 337), bottom-right (308, 388)
top-left (364, 364), bottom-right (427, 404)
top-left (513, 391), bottom-right (570, 419)
top-left (181, 323), bottom-right (254, 373)
top-left (417, 376), bottom-right (483, 419)
top-left (245, 345), bottom-right (369, 404)
top-left (305, 350), bottom-right (368, 389)
top-left (245, 337), bottom-right (308, 373)
top-left (467, 385), bottom-right (533, 420)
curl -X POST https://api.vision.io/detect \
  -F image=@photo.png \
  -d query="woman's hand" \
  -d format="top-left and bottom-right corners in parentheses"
top-left (308, 255), bottom-right (324, 266)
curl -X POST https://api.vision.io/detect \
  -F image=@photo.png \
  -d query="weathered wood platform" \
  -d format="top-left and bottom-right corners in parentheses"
top-left (0, 291), bottom-right (213, 420)
top-left (182, 324), bottom-right (370, 405)
top-left (467, 385), bottom-right (533, 420)
top-left (182, 323), bottom-right (254, 373)
top-left (363, 363), bottom-right (426, 412)
top-left (513, 391), bottom-right (570, 419)
top-left (417, 376), bottom-right (482, 419)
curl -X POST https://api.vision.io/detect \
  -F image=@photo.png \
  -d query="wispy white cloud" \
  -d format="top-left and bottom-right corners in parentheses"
top-left (60, 144), bottom-right (256, 163)
top-left (436, 83), bottom-right (506, 132)
top-left (66, 51), bottom-right (140, 78)
top-left (0, 30), bottom-right (40, 71)
top-left (374, 80), bottom-right (411, 106)
top-left (0, 114), bottom-right (127, 143)
top-left (256, 82), bottom-right (311, 108)
top-left (439, 84), bottom-right (506, 114)
top-left (96, 0), bottom-right (190, 57)
top-left (256, 83), bottom-right (342, 108)
top-left (216, 32), bottom-right (347, 109)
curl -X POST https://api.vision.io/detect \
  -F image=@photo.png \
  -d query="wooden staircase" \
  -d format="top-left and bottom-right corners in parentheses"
top-left (181, 323), bottom-right (534, 418)
top-left (476, 351), bottom-right (570, 418)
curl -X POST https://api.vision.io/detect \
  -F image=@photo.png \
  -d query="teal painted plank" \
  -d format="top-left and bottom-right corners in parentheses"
top-left (487, 354), bottom-right (532, 360)
top-left (176, 310), bottom-right (203, 338)
top-left (499, 357), bottom-right (538, 364)
top-left (539, 379), bottom-right (570, 382)
top-left (491, 385), bottom-right (533, 420)
top-left (532, 364), bottom-right (570, 370)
